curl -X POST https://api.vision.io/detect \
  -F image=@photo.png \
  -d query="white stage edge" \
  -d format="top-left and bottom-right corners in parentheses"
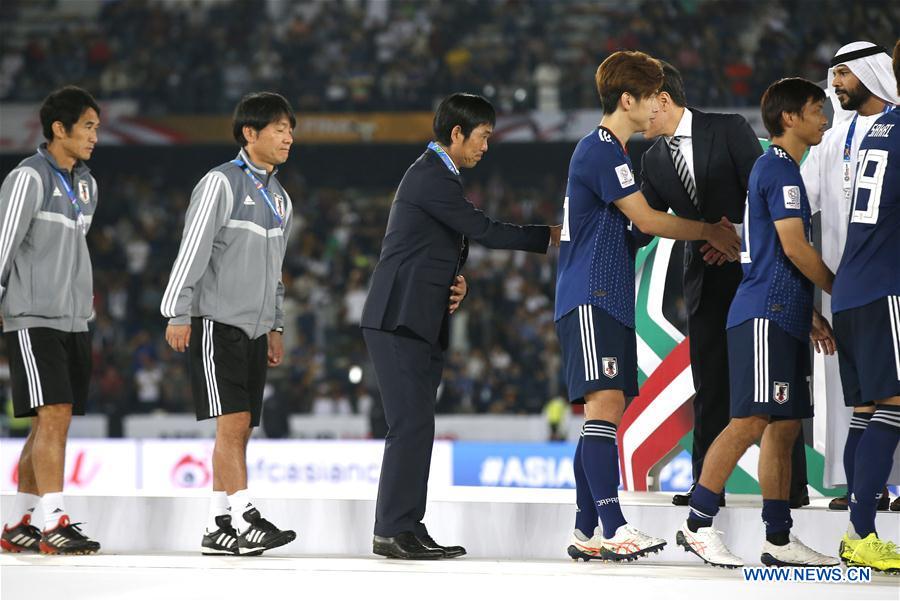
top-left (4, 553), bottom-right (898, 601)
top-left (2, 489), bottom-right (897, 562)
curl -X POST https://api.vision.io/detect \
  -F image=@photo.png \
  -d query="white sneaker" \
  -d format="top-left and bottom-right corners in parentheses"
top-left (761, 534), bottom-right (840, 567)
top-left (599, 524), bottom-right (667, 561)
top-left (567, 527), bottom-right (604, 561)
top-left (676, 521), bottom-right (743, 568)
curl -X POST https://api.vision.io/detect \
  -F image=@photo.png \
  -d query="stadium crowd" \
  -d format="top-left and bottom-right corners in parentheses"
top-left (1, 0), bottom-right (897, 113)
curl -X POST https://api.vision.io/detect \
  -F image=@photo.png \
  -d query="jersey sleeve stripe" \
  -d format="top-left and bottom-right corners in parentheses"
top-left (160, 173), bottom-right (222, 317)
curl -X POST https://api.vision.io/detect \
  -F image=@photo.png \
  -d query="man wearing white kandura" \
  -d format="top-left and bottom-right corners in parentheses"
top-left (800, 40), bottom-right (900, 511)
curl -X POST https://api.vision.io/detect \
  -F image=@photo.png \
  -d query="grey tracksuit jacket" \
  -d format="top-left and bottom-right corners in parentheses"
top-left (160, 149), bottom-right (293, 340)
top-left (0, 145), bottom-right (97, 333)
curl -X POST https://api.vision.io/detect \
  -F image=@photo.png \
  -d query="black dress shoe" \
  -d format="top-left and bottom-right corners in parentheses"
top-left (672, 484), bottom-right (726, 507)
top-left (671, 484), bottom-right (694, 506)
top-left (789, 494), bottom-right (810, 509)
top-left (417, 532), bottom-right (466, 558)
top-left (373, 532), bottom-right (443, 560)
top-left (828, 487), bottom-right (890, 511)
top-left (828, 494), bottom-right (848, 510)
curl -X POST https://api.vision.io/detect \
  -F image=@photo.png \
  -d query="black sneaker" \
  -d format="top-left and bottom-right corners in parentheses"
top-left (201, 514), bottom-right (239, 555)
top-left (40, 515), bottom-right (100, 555)
top-left (1, 514), bottom-right (41, 553)
top-left (236, 508), bottom-right (296, 556)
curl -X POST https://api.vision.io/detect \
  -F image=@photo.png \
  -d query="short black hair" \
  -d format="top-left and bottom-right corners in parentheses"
top-left (659, 60), bottom-right (687, 107)
top-left (39, 86), bottom-right (100, 141)
top-left (760, 77), bottom-right (826, 137)
top-left (433, 93), bottom-right (495, 146)
top-left (232, 92), bottom-right (296, 146)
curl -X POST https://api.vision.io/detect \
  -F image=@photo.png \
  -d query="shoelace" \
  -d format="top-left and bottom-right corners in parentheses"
top-left (250, 516), bottom-right (278, 533)
top-left (623, 525), bottom-right (656, 540)
top-left (869, 539), bottom-right (900, 557)
top-left (704, 529), bottom-right (736, 555)
top-left (59, 522), bottom-right (90, 542)
top-left (787, 539), bottom-right (826, 559)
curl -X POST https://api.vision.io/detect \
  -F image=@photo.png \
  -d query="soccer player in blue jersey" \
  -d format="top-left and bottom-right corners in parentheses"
top-left (833, 40), bottom-right (900, 573)
top-left (676, 78), bottom-right (840, 568)
top-left (557, 50), bottom-right (742, 563)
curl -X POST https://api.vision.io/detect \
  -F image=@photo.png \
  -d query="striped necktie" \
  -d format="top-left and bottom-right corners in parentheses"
top-left (668, 136), bottom-right (699, 210)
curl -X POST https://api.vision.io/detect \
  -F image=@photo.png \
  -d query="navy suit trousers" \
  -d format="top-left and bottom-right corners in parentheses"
top-left (363, 327), bottom-right (444, 537)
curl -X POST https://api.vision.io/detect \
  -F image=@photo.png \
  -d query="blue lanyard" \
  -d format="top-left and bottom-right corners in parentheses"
top-left (232, 159), bottom-right (284, 228)
top-left (844, 104), bottom-right (892, 161)
top-left (843, 114), bottom-right (858, 162)
top-left (843, 105), bottom-right (893, 208)
top-left (427, 141), bottom-right (459, 175)
top-left (47, 163), bottom-right (86, 234)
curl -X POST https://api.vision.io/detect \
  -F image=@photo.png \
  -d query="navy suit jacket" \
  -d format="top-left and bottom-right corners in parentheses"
top-left (361, 148), bottom-right (550, 348)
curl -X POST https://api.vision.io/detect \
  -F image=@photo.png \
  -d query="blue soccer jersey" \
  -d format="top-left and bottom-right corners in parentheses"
top-left (555, 126), bottom-right (640, 326)
top-left (832, 108), bottom-right (900, 313)
top-left (727, 145), bottom-right (814, 341)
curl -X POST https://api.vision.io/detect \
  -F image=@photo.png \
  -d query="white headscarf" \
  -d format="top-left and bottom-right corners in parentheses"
top-left (826, 41), bottom-right (899, 125)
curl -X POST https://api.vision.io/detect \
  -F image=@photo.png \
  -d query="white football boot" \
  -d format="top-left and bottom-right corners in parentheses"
top-left (676, 520), bottom-right (743, 568)
top-left (761, 534), bottom-right (840, 566)
top-left (599, 524), bottom-right (667, 561)
top-left (567, 527), bottom-right (604, 561)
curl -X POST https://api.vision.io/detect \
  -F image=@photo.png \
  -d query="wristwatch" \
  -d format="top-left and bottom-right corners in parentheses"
top-left (271, 327), bottom-right (284, 334)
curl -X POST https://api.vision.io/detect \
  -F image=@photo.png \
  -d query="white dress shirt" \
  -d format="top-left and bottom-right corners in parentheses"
top-left (665, 108), bottom-right (694, 181)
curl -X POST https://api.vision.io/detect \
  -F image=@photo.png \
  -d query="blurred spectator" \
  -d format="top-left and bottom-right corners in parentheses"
top-left (51, 153), bottom-right (564, 422)
top-left (1, 1), bottom-right (896, 111)
top-left (543, 396), bottom-right (569, 441)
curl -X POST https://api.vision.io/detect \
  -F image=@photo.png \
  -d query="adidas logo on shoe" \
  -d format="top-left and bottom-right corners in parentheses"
top-left (201, 515), bottom-right (239, 556)
top-left (39, 515), bottom-right (100, 555)
top-left (1, 514), bottom-right (42, 553)
top-left (235, 509), bottom-right (296, 556)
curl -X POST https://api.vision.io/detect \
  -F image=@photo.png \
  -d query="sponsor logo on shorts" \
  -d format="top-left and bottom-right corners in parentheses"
top-left (602, 357), bottom-right (618, 379)
top-left (773, 381), bottom-right (789, 404)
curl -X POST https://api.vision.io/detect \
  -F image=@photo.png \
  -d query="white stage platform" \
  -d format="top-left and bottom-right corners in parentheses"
top-left (2, 488), bottom-right (897, 561)
top-left (3, 489), bottom-right (898, 600)
top-left (3, 553), bottom-right (898, 601)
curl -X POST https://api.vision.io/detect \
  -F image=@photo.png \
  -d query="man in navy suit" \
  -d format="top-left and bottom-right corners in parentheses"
top-left (361, 93), bottom-right (560, 559)
top-left (637, 62), bottom-right (809, 508)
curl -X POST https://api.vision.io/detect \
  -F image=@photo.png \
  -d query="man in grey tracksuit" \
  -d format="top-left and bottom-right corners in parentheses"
top-left (161, 92), bottom-right (296, 556)
top-left (0, 86), bottom-right (101, 555)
